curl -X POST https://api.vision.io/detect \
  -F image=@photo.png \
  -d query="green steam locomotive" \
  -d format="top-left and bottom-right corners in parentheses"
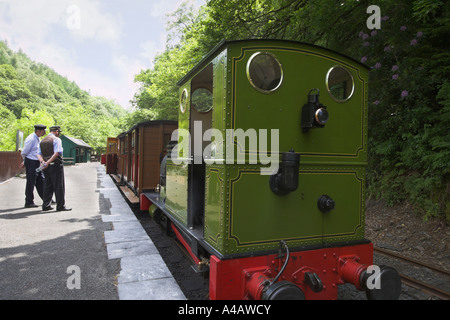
top-left (145, 39), bottom-right (401, 300)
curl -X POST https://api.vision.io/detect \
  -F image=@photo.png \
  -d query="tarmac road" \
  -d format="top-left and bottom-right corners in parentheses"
top-left (0, 162), bottom-right (120, 300)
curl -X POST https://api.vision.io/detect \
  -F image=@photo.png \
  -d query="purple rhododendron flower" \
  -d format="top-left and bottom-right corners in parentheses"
top-left (362, 33), bottom-right (369, 40)
top-left (410, 39), bottom-right (418, 46)
top-left (401, 90), bottom-right (409, 98)
top-left (363, 41), bottom-right (370, 47)
top-left (373, 100), bottom-right (380, 105)
top-left (392, 65), bottom-right (399, 72)
top-left (400, 26), bottom-right (407, 31)
top-left (417, 31), bottom-right (423, 38)
top-left (392, 74), bottom-right (399, 80)
top-left (371, 30), bottom-right (377, 37)
top-left (375, 62), bottom-right (382, 69)
top-left (361, 56), bottom-right (368, 63)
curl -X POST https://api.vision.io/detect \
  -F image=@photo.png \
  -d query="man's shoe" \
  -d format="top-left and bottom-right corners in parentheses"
top-left (42, 206), bottom-right (53, 212)
top-left (25, 203), bottom-right (38, 208)
top-left (57, 207), bottom-right (72, 212)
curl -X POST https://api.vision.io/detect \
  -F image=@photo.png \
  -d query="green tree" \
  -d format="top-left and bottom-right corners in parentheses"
top-left (0, 104), bottom-right (17, 151)
top-left (0, 64), bottom-right (17, 80)
top-left (17, 108), bottom-right (54, 134)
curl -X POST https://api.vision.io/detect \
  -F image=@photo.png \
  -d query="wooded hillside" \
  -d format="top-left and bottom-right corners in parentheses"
top-left (0, 40), bottom-right (128, 153)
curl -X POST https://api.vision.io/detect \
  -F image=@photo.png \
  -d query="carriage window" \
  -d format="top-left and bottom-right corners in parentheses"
top-left (180, 88), bottom-right (188, 113)
top-left (326, 66), bottom-right (354, 102)
top-left (247, 52), bottom-right (283, 94)
top-left (191, 88), bottom-right (213, 113)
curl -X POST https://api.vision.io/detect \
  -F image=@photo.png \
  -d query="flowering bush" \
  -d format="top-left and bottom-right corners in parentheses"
top-left (355, 2), bottom-right (449, 220)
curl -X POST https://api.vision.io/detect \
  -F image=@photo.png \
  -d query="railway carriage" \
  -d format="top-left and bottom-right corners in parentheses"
top-left (105, 137), bottom-right (118, 174)
top-left (142, 39), bottom-right (401, 300)
top-left (132, 120), bottom-right (177, 193)
top-left (115, 121), bottom-right (177, 195)
top-left (117, 131), bottom-right (127, 181)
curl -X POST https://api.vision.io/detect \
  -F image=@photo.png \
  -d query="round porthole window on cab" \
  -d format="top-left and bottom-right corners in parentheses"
top-left (326, 66), bottom-right (355, 102)
top-left (247, 52), bottom-right (283, 94)
top-left (191, 88), bottom-right (213, 113)
top-left (180, 89), bottom-right (188, 113)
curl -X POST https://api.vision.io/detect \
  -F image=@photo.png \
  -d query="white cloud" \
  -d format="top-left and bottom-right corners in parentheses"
top-left (34, 43), bottom-right (77, 70)
top-left (0, 0), bottom-right (207, 111)
top-left (0, 0), bottom-right (126, 102)
top-left (0, 0), bottom-right (123, 55)
top-left (149, 0), bottom-right (185, 18)
top-left (67, 0), bottom-right (123, 46)
top-left (55, 58), bottom-right (136, 109)
top-left (0, 0), bottom-right (122, 45)
top-left (0, 1), bottom-right (62, 49)
top-left (139, 40), bottom-right (165, 69)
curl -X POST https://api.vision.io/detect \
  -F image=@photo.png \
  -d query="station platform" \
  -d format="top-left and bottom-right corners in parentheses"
top-left (0, 162), bottom-right (185, 300)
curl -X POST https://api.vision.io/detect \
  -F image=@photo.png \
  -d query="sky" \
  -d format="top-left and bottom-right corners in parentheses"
top-left (0, 0), bottom-right (206, 110)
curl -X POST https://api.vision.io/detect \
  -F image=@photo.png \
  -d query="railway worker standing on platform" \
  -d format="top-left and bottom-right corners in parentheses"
top-left (38, 126), bottom-right (72, 212)
top-left (20, 124), bottom-right (47, 208)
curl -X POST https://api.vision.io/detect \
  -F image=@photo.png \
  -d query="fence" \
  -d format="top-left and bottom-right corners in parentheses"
top-left (0, 152), bottom-right (24, 183)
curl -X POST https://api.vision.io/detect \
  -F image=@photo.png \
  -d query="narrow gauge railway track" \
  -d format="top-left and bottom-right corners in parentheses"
top-left (374, 247), bottom-right (450, 300)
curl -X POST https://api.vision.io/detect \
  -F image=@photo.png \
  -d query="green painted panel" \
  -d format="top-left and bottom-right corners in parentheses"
top-left (165, 162), bottom-right (188, 226)
top-left (229, 42), bottom-right (368, 161)
top-left (228, 167), bottom-right (323, 247)
top-left (224, 166), bottom-right (365, 254)
top-left (301, 169), bottom-right (365, 243)
top-left (211, 49), bottom-right (227, 135)
top-left (204, 167), bottom-right (224, 251)
top-left (178, 83), bottom-right (191, 159)
top-left (164, 82), bottom-right (191, 226)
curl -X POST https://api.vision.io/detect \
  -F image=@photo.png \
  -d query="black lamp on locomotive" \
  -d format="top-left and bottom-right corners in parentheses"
top-left (301, 89), bottom-right (329, 133)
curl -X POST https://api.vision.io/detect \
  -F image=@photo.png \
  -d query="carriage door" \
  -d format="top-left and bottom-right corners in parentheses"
top-left (130, 130), bottom-right (136, 185)
top-left (188, 63), bottom-right (213, 230)
top-left (134, 129), bottom-right (139, 190)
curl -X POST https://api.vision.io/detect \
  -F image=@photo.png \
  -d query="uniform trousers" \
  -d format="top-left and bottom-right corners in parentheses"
top-left (24, 158), bottom-right (44, 205)
top-left (42, 162), bottom-right (66, 210)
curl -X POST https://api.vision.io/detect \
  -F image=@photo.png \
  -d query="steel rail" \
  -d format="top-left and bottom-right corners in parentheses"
top-left (399, 274), bottom-right (450, 300)
top-left (374, 247), bottom-right (450, 277)
top-left (374, 246), bottom-right (450, 300)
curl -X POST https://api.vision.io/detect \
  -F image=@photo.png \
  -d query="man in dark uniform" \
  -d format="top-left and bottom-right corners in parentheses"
top-left (20, 124), bottom-right (47, 208)
top-left (37, 126), bottom-right (72, 212)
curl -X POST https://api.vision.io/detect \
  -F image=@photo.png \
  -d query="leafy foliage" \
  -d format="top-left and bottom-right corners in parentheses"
top-left (133, 0), bottom-right (450, 220)
top-left (353, 0), bottom-right (450, 220)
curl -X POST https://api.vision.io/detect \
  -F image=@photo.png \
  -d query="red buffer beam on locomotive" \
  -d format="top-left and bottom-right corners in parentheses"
top-left (210, 241), bottom-right (401, 300)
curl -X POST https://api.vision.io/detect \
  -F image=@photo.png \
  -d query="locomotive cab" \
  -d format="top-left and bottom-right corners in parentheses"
top-left (151, 40), bottom-right (401, 300)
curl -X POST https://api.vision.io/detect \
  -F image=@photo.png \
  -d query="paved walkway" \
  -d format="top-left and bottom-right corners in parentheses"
top-left (0, 162), bottom-right (185, 300)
